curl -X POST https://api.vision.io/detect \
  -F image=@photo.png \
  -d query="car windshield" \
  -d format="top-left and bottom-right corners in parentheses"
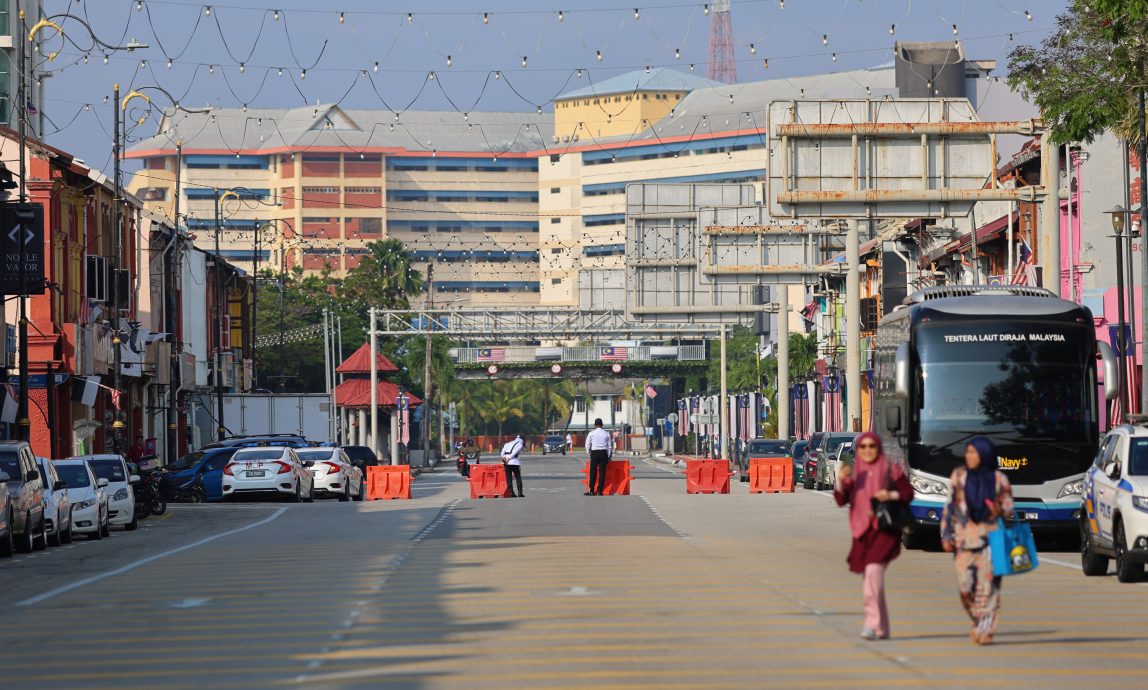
top-left (297, 450), bottom-right (335, 461)
top-left (168, 452), bottom-right (205, 471)
top-left (55, 464), bottom-right (91, 488)
top-left (342, 447), bottom-right (375, 461)
top-left (825, 436), bottom-right (855, 453)
top-left (545, 436), bottom-right (564, 443)
top-left (235, 450), bottom-right (286, 461)
top-left (0, 452), bottom-right (19, 480)
top-left (748, 441), bottom-right (789, 455)
top-left (88, 459), bottom-right (126, 482)
top-left (1129, 438), bottom-right (1148, 476)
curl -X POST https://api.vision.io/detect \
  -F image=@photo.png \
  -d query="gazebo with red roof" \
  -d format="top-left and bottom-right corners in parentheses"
top-left (334, 343), bottom-right (421, 462)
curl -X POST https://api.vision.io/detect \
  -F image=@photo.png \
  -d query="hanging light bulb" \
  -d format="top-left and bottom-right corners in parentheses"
top-left (204, 5), bottom-right (212, 16)
top-left (273, 9), bottom-right (280, 20)
top-left (103, 54), bottom-right (109, 64)
top-left (889, 24), bottom-right (895, 35)
top-left (242, 104), bottom-right (248, 112)
top-left (407, 12), bottom-right (413, 23)
top-left (389, 123), bottom-right (394, 131)
top-left (750, 43), bottom-right (756, 55)
top-left (166, 58), bottom-right (173, 68)
top-left (537, 105), bottom-right (542, 114)
top-left (300, 69), bottom-right (307, 79)
top-left (483, 12), bottom-right (489, 24)
top-left (865, 86), bottom-right (871, 95)
top-left (689, 63), bottom-right (695, 71)
top-left (432, 149), bottom-right (437, 157)
top-left (208, 64), bottom-right (215, 74)
top-left (495, 70), bottom-right (501, 79)
top-left (779, 0), bottom-right (784, 8)
top-left (704, 4), bottom-right (709, 15)
top-left (338, 11), bottom-right (345, 23)
top-left (137, 0), bottom-right (143, 9)
top-left (576, 68), bottom-right (582, 78)
top-left (239, 62), bottom-right (246, 73)
top-left (522, 56), bottom-right (528, 67)
top-left (822, 34), bottom-right (828, 45)
top-left (729, 94), bottom-right (734, 104)
top-left (428, 71), bottom-right (435, 80)
top-left (83, 54), bottom-right (89, 64)
top-left (674, 47), bottom-right (680, 60)
top-left (762, 58), bottom-right (769, 69)
top-left (831, 53), bottom-right (837, 62)
top-left (634, 8), bottom-right (640, 19)
top-left (394, 112), bottom-right (400, 121)
top-left (84, 104), bottom-right (91, 111)
top-left (463, 112), bottom-right (469, 121)
top-left (645, 65), bottom-right (650, 74)
top-left (1025, 10), bottom-right (1032, 21)
top-left (558, 10), bottom-right (564, 22)
top-left (952, 24), bottom-right (958, 34)
top-left (140, 59), bottom-right (147, 68)
top-left (447, 55), bottom-right (452, 67)
top-left (596, 50), bottom-right (603, 61)
top-left (277, 67), bottom-right (283, 76)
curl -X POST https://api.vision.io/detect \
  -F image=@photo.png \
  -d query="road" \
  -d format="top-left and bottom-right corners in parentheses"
top-left (1, 452), bottom-right (1146, 689)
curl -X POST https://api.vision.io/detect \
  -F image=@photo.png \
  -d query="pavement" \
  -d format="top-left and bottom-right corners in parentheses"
top-left (0, 453), bottom-right (1146, 689)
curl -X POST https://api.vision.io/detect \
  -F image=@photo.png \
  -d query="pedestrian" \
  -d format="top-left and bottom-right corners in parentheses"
top-left (501, 433), bottom-right (525, 498)
top-left (127, 435), bottom-right (145, 464)
top-left (565, 432), bottom-right (573, 452)
top-left (834, 431), bottom-right (914, 640)
top-left (585, 419), bottom-right (612, 496)
top-left (941, 436), bottom-right (1014, 645)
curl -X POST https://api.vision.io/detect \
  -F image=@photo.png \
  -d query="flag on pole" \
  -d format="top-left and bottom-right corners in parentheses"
top-left (599, 346), bottom-right (628, 361)
top-left (792, 383), bottom-right (810, 440)
top-left (1011, 239), bottom-right (1038, 286)
top-left (477, 348), bottom-right (505, 362)
top-left (109, 388), bottom-right (122, 410)
top-left (645, 385), bottom-right (657, 399)
top-left (823, 375), bottom-right (843, 432)
top-left (1, 384), bottom-right (17, 424)
top-left (70, 375), bottom-right (101, 407)
top-left (399, 397), bottom-right (411, 445)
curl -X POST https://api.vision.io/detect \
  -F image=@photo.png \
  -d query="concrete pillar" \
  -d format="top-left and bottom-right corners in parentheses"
top-left (776, 284), bottom-right (789, 440)
top-left (846, 219), bottom-right (862, 431)
top-left (1040, 135), bottom-right (1061, 297)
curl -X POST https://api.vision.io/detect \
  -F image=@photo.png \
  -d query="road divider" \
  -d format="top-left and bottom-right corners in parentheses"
top-left (580, 460), bottom-right (633, 495)
top-left (469, 464), bottom-right (511, 499)
top-left (684, 459), bottom-right (733, 494)
top-left (366, 466), bottom-right (412, 500)
top-left (749, 458), bottom-right (795, 493)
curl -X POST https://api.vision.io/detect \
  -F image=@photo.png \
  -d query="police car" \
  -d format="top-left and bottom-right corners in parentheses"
top-left (1080, 420), bottom-right (1148, 582)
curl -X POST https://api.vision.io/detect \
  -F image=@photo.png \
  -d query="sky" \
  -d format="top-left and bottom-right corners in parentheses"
top-left (35, 0), bottom-right (1069, 172)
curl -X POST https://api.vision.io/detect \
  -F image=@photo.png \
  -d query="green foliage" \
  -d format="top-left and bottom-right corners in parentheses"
top-left (343, 239), bottom-right (424, 311)
top-left (442, 378), bottom-right (581, 439)
top-left (706, 327), bottom-right (762, 390)
top-left (1007, 0), bottom-right (1148, 144)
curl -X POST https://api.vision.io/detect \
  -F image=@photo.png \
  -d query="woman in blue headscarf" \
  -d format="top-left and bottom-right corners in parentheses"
top-left (941, 436), bottom-right (1014, 645)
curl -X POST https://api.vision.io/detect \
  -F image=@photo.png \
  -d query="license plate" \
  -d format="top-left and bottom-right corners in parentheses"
top-left (246, 470), bottom-right (266, 478)
top-left (1025, 512), bottom-right (1039, 520)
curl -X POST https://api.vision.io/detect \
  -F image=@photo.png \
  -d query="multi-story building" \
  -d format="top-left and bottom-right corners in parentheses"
top-left (0, 1), bottom-right (46, 136)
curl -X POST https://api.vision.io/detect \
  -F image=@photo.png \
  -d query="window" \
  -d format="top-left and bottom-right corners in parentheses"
top-left (346, 187), bottom-right (381, 194)
top-left (550, 187), bottom-right (561, 194)
top-left (613, 397), bottom-right (623, 413)
top-left (551, 278), bottom-right (562, 285)
top-left (302, 186), bottom-right (338, 194)
top-left (302, 217), bottom-right (332, 223)
top-left (550, 248), bottom-right (562, 254)
top-left (358, 218), bottom-right (382, 234)
top-left (550, 218), bottom-right (562, 224)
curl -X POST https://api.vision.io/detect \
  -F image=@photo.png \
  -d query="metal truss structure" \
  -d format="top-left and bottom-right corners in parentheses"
top-left (374, 307), bottom-right (720, 341)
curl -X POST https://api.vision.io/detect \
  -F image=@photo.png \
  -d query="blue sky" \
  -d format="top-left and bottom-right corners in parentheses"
top-left (36, 0), bottom-right (1065, 171)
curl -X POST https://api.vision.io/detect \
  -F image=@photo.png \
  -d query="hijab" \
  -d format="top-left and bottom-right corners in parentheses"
top-left (964, 436), bottom-right (998, 523)
top-left (846, 432), bottom-right (892, 538)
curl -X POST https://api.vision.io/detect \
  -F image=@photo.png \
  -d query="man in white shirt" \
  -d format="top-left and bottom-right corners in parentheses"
top-left (501, 434), bottom-right (525, 498)
top-left (565, 432), bottom-right (573, 452)
top-left (585, 418), bottom-right (613, 496)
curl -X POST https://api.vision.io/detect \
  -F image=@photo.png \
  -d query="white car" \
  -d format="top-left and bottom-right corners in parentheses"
top-left (1082, 425), bottom-right (1148, 582)
top-left (52, 460), bottom-right (110, 540)
top-left (35, 458), bottom-right (72, 546)
top-left (70, 455), bottom-right (139, 531)
top-left (297, 447), bottom-right (365, 502)
top-left (223, 447), bottom-right (315, 502)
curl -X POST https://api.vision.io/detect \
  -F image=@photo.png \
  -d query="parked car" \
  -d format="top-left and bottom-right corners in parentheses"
top-left (71, 455), bottom-right (139, 531)
top-left (0, 441), bottom-right (47, 552)
top-left (297, 447), bottom-right (365, 501)
top-left (35, 457), bottom-right (72, 546)
top-left (811, 433), bottom-right (859, 490)
top-left (223, 447), bottom-right (315, 502)
top-left (340, 445), bottom-right (379, 468)
top-left (1081, 425), bottom-right (1148, 582)
top-left (801, 432), bottom-right (828, 490)
top-left (52, 460), bottom-right (109, 540)
top-left (790, 440), bottom-right (809, 482)
top-left (160, 447), bottom-right (239, 502)
top-left (0, 465), bottom-right (12, 557)
top-left (541, 435), bottom-right (567, 455)
top-left (203, 434), bottom-right (310, 450)
top-left (738, 439), bottom-right (792, 482)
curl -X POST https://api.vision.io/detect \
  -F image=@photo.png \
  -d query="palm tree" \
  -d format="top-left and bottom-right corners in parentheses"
top-left (344, 239), bottom-right (424, 309)
top-left (479, 381), bottom-right (526, 444)
top-left (536, 379), bottom-right (577, 432)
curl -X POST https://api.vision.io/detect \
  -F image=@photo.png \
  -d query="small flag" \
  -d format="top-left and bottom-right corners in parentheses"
top-left (823, 375), bottom-right (843, 433)
top-left (71, 375), bottom-right (101, 407)
top-left (109, 388), bottom-right (122, 410)
top-left (399, 396), bottom-right (410, 445)
top-left (599, 346), bottom-right (628, 361)
top-left (477, 348), bottom-right (505, 362)
top-left (1, 384), bottom-right (17, 424)
top-left (644, 385), bottom-right (657, 399)
top-left (78, 299), bottom-right (92, 326)
top-left (1012, 239), bottom-right (1037, 286)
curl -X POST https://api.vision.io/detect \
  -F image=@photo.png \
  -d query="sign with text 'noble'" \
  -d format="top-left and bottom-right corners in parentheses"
top-left (1, 203), bottom-right (45, 295)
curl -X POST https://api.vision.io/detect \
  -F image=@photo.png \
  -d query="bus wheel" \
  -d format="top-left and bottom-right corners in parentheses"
top-left (901, 527), bottom-right (928, 550)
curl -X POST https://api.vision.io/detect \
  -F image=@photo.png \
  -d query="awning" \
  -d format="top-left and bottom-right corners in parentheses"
top-left (336, 343), bottom-right (399, 375)
top-left (925, 214), bottom-right (1011, 263)
top-left (334, 379), bottom-right (421, 410)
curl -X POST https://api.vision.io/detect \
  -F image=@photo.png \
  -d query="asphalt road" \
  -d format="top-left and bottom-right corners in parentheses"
top-left (1, 453), bottom-right (1146, 689)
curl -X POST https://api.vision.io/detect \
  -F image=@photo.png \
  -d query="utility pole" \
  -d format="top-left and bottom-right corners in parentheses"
top-left (167, 142), bottom-right (182, 464)
top-left (213, 189), bottom-right (226, 441)
top-left (111, 83), bottom-right (126, 453)
top-left (719, 324), bottom-right (728, 462)
top-left (1139, 88), bottom-right (1148, 414)
top-left (278, 244), bottom-right (286, 392)
top-left (368, 306), bottom-right (378, 460)
top-left (845, 219), bottom-right (862, 431)
top-left (776, 284), bottom-right (790, 440)
top-left (15, 2), bottom-right (29, 442)
top-left (423, 262), bottom-right (434, 467)
top-left (251, 221), bottom-right (260, 389)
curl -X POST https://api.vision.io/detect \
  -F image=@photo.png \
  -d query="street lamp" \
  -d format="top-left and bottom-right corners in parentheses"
top-left (1104, 205), bottom-right (1130, 419)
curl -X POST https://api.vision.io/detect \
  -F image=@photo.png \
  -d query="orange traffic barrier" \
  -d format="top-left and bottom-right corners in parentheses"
top-left (469, 463), bottom-right (511, 499)
top-left (749, 457), bottom-right (795, 493)
top-left (580, 460), bottom-right (633, 495)
top-left (685, 459), bottom-right (733, 494)
top-left (366, 465), bottom-right (412, 500)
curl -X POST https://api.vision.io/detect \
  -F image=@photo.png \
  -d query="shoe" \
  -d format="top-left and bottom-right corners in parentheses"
top-left (584, 492), bottom-right (594, 496)
top-left (860, 629), bottom-right (878, 641)
top-left (516, 493), bottom-right (525, 498)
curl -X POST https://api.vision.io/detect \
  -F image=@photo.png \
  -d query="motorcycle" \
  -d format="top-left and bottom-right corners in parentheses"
top-left (457, 449), bottom-right (480, 477)
top-left (134, 468), bottom-right (168, 518)
top-left (170, 474), bottom-right (207, 503)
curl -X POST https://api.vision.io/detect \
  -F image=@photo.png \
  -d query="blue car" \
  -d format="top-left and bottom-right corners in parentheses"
top-left (160, 448), bottom-right (239, 502)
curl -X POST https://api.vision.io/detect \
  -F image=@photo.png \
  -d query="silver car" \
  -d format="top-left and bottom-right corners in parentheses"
top-left (0, 441), bottom-right (47, 552)
top-left (297, 447), bottom-right (365, 501)
top-left (52, 460), bottom-right (110, 540)
top-left (35, 457), bottom-right (73, 546)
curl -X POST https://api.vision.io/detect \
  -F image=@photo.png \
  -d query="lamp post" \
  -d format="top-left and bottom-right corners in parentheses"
top-left (1105, 206), bottom-right (1130, 419)
top-left (213, 189), bottom-right (240, 441)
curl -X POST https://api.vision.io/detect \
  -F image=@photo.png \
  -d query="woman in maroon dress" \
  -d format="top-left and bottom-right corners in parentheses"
top-left (834, 432), bottom-right (914, 640)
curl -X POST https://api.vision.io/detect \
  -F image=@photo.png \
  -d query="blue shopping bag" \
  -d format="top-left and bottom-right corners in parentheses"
top-left (988, 518), bottom-right (1040, 577)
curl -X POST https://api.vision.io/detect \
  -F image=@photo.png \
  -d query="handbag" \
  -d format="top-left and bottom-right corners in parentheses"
top-left (872, 464), bottom-right (912, 533)
top-left (988, 518), bottom-right (1039, 576)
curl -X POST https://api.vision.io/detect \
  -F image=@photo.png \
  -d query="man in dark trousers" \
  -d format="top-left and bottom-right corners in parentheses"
top-left (585, 418), bottom-right (612, 496)
top-left (501, 434), bottom-right (525, 498)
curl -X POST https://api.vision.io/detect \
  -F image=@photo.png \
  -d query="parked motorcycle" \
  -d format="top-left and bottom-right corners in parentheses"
top-left (134, 468), bottom-right (168, 518)
top-left (170, 474), bottom-right (207, 503)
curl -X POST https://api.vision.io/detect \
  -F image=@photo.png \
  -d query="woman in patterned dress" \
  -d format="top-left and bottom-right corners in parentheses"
top-left (941, 436), bottom-right (1014, 645)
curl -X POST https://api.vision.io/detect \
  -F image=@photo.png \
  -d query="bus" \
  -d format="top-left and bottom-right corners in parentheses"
top-left (873, 286), bottom-right (1119, 547)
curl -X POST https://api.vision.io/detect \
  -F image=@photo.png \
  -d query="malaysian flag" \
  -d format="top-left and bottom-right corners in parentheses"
top-left (739, 394), bottom-right (752, 441)
top-left (1011, 239), bottom-right (1038, 286)
top-left (599, 346), bottom-right (628, 361)
top-left (399, 396), bottom-right (411, 445)
top-left (792, 383), bottom-right (810, 440)
top-left (108, 388), bottom-right (122, 410)
top-left (823, 375), bottom-right (843, 432)
top-left (477, 348), bottom-right (505, 363)
top-left (645, 385), bottom-right (657, 399)
top-left (676, 398), bottom-right (687, 436)
top-left (78, 299), bottom-right (92, 326)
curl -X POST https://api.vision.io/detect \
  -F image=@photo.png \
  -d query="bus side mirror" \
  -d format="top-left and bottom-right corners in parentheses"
top-left (886, 406), bottom-right (902, 433)
top-left (1098, 341), bottom-right (1119, 401)
top-left (894, 343), bottom-right (911, 399)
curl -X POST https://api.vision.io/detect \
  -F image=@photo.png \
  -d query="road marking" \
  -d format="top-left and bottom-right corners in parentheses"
top-left (169, 598), bottom-right (213, 609)
top-left (640, 457), bottom-right (680, 475)
top-left (556, 586), bottom-right (599, 596)
top-left (17, 508), bottom-right (288, 607)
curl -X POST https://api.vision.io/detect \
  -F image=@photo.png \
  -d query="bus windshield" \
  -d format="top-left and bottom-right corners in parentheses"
top-left (911, 321), bottom-right (1097, 481)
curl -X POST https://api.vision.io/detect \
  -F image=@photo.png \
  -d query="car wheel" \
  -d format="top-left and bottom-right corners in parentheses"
top-left (304, 484), bottom-right (315, 503)
top-left (49, 514), bottom-right (61, 547)
top-left (17, 513), bottom-right (35, 553)
top-left (90, 515), bottom-right (104, 541)
top-left (33, 513), bottom-right (48, 551)
top-left (0, 513), bottom-right (13, 557)
top-left (100, 511), bottom-right (111, 538)
top-left (803, 475), bottom-right (813, 490)
top-left (1115, 519), bottom-right (1144, 583)
top-left (289, 484), bottom-right (302, 503)
top-left (355, 477), bottom-right (365, 502)
top-left (1080, 518), bottom-right (1109, 577)
top-left (60, 521), bottom-right (73, 545)
top-left (125, 513), bottom-right (139, 531)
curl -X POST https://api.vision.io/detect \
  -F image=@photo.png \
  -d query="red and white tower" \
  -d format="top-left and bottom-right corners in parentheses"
top-left (707, 0), bottom-right (737, 83)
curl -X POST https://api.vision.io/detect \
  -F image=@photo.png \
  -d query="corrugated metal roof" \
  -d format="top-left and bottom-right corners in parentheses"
top-left (558, 67), bottom-right (722, 100)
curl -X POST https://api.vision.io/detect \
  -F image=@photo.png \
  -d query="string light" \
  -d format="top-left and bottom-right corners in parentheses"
top-left (557, 10), bottom-right (564, 22)
top-left (373, 61), bottom-right (379, 72)
top-left (338, 11), bottom-right (345, 24)
top-left (103, 54), bottom-right (109, 64)
top-left (822, 34), bottom-right (828, 45)
top-left (1024, 10), bottom-right (1032, 21)
top-left (576, 69), bottom-right (582, 78)
top-left (674, 47), bottom-right (680, 59)
top-left (273, 9), bottom-right (280, 20)
top-left (596, 50), bottom-right (603, 61)
top-left (831, 53), bottom-right (837, 62)
top-left (83, 54), bottom-right (88, 64)
top-left (703, 4), bottom-right (709, 15)
top-left (749, 43), bottom-right (756, 55)
top-left (239, 62), bottom-right (246, 73)
top-left (634, 8), bottom-right (640, 19)
top-left (204, 6), bottom-right (212, 16)
top-left (301, 69), bottom-right (307, 79)
top-left (762, 58), bottom-right (768, 69)
top-left (483, 12), bottom-right (489, 24)
top-left (495, 70), bottom-right (501, 79)
top-left (167, 58), bottom-right (173, 68)
top-left (447, 55), bottom-right (452, 67)
top-left (522, 56), bottom-right (528, 67)
top-left (277, 67), bottom-right (283, 76)
top-left (407, 12), bottom-right (413, 23)
top-left (137, 0), bottom-right (143, 10)
top-left (952, 24), bottom-right (958, 34)
top-left (889, 24), bottom-right (895, 35)
top-left (208, 64), bottom-right (214, 74)
top-left (645, 65), bottom-right (651, 74)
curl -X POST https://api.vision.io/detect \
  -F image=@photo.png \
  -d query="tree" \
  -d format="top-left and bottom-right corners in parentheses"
top-left (478, 381), bottom-right (526, 443)
top-left (254, 267), bottom-right (345, 393)
top-left (1007, 1), bottom-right (1148, 144)
top-left (343, 239), bottom-right (424, 311)
top-left (706, 327), bottom-right (764, 390)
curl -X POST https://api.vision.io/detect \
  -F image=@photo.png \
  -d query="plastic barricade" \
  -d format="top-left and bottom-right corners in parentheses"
top-left (685, 459), bottom-right (733, 494)
top-left (469, 463), bottom-right (511, 499)
top-left (580, 460), bottom-right (632, 496)
top-left (366, 465), bottom-right (412, 500)
top-left (748, 457), bottom-right (795, 494)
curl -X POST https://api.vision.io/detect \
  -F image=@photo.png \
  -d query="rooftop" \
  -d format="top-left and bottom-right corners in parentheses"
top-left (557, 67), bottom-right (723, 100)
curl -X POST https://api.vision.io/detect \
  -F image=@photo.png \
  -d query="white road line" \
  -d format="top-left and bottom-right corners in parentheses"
top-left (639, 457), bottom-right (680, 475)
top-left (18, 508), bottom-right (288, 607)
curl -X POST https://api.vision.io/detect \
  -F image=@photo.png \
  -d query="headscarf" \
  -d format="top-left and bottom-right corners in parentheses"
top-left (964, 436), bottom-right (998, 523)
top-left (845, 431), bottom-right (892, 538)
